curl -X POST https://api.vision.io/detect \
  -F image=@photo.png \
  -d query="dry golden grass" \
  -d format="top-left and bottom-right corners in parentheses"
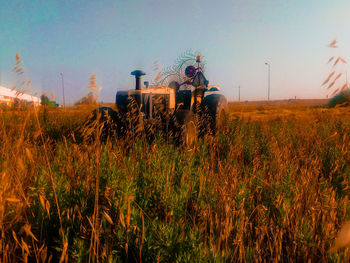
top-left (0, 100), bottom-right (349, 262)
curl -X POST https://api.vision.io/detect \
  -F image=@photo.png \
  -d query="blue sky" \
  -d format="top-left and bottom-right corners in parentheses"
top-left (1, 0), bottom-right (349, 104)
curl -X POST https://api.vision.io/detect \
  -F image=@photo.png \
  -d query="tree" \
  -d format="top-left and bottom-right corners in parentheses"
top-left (40, 94), bottom-right (50, 106)
top-left (75, 74), bottom-right (100, 105)
top-left (75, 92), bottom-right (97, 105)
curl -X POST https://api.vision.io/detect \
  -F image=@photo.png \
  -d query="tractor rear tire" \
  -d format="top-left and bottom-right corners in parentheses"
top-left (214, 103), bottom-right (228, 132)
top-left (175, 110), bottom-right (198, 146)
top-left (203, 95), bottom-right (228, 134)
top-left (183, 117), bottom-right (197, 146)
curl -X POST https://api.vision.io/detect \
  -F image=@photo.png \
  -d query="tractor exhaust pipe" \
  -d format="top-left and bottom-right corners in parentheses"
top-left (131, 70), bottom-right (146, 90)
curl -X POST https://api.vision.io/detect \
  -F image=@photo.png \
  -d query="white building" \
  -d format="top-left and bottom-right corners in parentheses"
top-left (0, 86), bottom-right (41, 106)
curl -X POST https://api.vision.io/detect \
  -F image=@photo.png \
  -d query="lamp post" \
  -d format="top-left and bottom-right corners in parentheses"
top-left (60, 73), bottom-right (66, 108)
top-left (265, 62), bottom-right (270, 101)
top-left (238, 85), bottom-right (241, 102)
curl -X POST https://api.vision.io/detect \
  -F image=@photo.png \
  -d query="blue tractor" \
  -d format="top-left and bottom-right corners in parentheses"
top-left (90, 56), bottom-right (228, 144)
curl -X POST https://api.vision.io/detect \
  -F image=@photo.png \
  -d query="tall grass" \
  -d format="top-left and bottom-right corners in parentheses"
top-left (329, 90), bottom-right (350, 108)
top-left (323, 39), bottom-right (350, 107)
top-left (0, 103), bottom-right (349, 262)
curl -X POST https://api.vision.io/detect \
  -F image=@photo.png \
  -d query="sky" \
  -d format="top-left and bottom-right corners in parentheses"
top-left (1, 0), bottom-right (350, 104)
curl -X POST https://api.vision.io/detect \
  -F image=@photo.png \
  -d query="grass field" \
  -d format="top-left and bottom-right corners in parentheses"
top-left (0, 100), bottom-right (349, 262)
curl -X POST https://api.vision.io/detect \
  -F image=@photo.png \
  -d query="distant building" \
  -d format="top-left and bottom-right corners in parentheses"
top-left (0, 86), bottom-right (40, 106)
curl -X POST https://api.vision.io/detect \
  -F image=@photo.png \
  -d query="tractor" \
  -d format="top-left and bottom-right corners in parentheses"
top-left (88, 55), bottom-right (228, 144)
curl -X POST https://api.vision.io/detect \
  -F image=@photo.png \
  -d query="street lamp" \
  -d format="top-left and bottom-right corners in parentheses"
top-left (265, 62), bottom-right (270, 101)
top-left (238, 85), bottom-right (241, 102)
top-left (60, 73), bottom-right (66, 108)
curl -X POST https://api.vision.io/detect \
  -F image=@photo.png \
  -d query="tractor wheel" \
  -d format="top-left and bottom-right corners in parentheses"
top-left (84, 107), bottom-right (119, 140)
top-left (183, 117), bottom-right (198, 146)
top-left (203, 95), bottom-right (228, 134)
top-left (214, 103), bottom-right (228, 132)
top-left (175, 110), bottom-right (198, 146)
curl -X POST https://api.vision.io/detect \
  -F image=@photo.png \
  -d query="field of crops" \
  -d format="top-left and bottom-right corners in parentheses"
top-left (0, 101), bottom-right (349, 262)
